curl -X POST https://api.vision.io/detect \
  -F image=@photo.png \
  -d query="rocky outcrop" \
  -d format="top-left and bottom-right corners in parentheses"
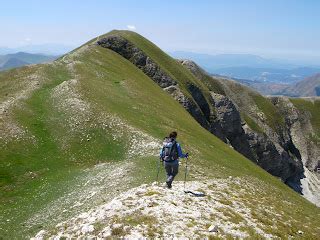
top-left (270, 97), bottom-right (320, 203)
top-left (163, 85), bottom-right (208, 128)
top-left (209, 92), bottom-right (303, 182)
top-left (244, 127), bottom-right (303, 182)
top-left (97, 35), bottom-right (209, 129)
top-left (270, 97), bottom-right (320, 172)
top-left (210, 92), bottom-right (253, 160)
top-left (181, 60), bottom-right (304, 183)
top-left (97, 36), bottom-right (175, 88)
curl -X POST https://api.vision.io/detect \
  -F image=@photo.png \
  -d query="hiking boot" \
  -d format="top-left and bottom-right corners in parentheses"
top-left (166, 181), bottom-right (172, 189)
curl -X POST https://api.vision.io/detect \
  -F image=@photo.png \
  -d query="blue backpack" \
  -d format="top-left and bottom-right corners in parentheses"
top-left (161, 138), bottom-right (178, 162)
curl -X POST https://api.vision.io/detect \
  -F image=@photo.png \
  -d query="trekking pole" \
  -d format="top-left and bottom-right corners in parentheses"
top-left (184, 155), bottom-right (188, 191)
top-left (156, 157), bottom-right (161, 184)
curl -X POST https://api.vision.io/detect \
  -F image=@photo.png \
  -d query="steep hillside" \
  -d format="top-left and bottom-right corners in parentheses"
top-left (94, 31), bottom-right (304, 187)
top-left (271, 97), bottom-right (320, 204)
top-left (1, 30), bottom-right (320, 238)
top-left (283, 73), bottom-right (320, 97)
top-left (178, 59), bottom-right (320, 205)
top-left (178, 60), bottom-right (302, 181)
top-left (89, 29), bottom-right (319, 203)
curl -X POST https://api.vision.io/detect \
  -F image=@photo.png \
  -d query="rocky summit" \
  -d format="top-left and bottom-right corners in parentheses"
top-left (0, 30), bottom-right (320, 239)
top-left (33, 178), bottom-right (314, 239)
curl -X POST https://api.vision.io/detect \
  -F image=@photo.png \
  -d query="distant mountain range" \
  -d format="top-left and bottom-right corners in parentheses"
top-left (282, 73), bottom-right (320, 97)
top-left (212, 72), bottom-right (320, 97)
top-left (170, 51), bottom-right (320, 84)
top-left (213, 76), bottom-right (289, 96)
top-left (214, 66), bottom-right (320, 84)
top-left (0, 43), bottom-right (74, 55)
top-left (0, 52), bottom-right (58, 71)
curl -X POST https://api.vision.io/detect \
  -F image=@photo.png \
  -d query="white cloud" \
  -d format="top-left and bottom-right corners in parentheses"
top-left (126, 25), bottom-right (136, 31)
top-left (19, 37), bottom-right (32, 46)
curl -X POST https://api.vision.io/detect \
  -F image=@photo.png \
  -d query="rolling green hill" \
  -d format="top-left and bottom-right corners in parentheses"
top-left (1, 30), bottom-right (320, 238)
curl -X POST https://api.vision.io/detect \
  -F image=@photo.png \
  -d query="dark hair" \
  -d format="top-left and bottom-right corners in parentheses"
top-left (169, 131), bottom-right (177, 139)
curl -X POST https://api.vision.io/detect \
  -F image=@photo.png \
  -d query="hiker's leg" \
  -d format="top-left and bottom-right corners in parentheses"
top-left (164, 162), bottom-right (175, 185)
top-left (164, 162), bottom-right (173, 180)
top-left (171, 163), bottom-right (179, 181)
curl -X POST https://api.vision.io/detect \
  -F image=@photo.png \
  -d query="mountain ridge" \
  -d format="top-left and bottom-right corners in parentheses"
top-left (169, 51), bottom-right (304, 69)
top-left (1, 30), bottom-right (319, 238)
top-left (84, 30), bottom-right (320, 210)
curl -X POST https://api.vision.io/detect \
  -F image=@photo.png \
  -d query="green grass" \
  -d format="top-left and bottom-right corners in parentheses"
top-left (250, 92), bottom-right (285, 131)
top-left (0, 65), bottom-right (39, 102)
top-left (99, 30), bottom-right (216, 120)
top-left (144, 190), bottom-right (161, 196)
top-left (106, 30), bottom-right (203, 88)
top-left (0, 30), bottom-right (320, 238)
top-left (241, 113), bottom-right (264, 134)
top-left (290, 98), bottom-right (320, 138)
top-left (198, 75), bottom-right (226, 96)
top-left (121, 213), bottom-right (158, 227)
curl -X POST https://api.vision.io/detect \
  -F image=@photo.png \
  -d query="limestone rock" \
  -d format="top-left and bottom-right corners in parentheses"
top-left (208, 224), bottom-right (218, 232)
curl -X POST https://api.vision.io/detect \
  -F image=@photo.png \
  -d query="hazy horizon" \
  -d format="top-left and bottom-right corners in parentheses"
top-left (1, 0), bottom-right (319, 63)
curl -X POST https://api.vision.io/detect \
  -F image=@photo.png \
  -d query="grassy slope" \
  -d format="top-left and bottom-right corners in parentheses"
top-left (101, 31), bottom-right (285, 133)
top-left (97, 30), bottom-right (216, 117)
top-left (0, 31), bottom-right (319, 238)
top-left (290, 98), bottom-right (320, 141)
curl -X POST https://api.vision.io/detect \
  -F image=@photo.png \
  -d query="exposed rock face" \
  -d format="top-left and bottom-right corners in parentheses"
top-left (209, 91), bottom-right (303, 182)
top-left (210, 92), bottom-right (253, 160)
top-left (96, 36), bottom-right (318, 205)
top-left (270, 97), bottom-right (320, 201)
top-left (188, 84), bottom-right (211, 121)
top-left (181, 60), bottom-right (304, 183)
top-left (270, 97), bottom-right (320, 172)
top-left (163, 85), bottom-right (209, 128)
top-left (97, 36), bottom-right (175, 88)
top-left (97, 36), bottom-right (208, 129)
top-left (244, 128), bottom-right (303, 182)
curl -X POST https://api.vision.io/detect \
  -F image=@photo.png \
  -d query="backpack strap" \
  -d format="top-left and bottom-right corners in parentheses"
top-left (168, 140), bottom-right (177, 161)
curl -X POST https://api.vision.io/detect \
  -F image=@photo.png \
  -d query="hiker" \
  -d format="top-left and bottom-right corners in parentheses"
top-left (160, 131), bottom-right (188, 188)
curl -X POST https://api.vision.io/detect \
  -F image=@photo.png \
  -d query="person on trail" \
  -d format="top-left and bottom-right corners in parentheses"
top-left (159, 131), bottom-right (188, 189)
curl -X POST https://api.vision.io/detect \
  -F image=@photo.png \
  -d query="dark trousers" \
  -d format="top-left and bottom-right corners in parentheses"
top-left (164, 160), bottom-right (179, 184)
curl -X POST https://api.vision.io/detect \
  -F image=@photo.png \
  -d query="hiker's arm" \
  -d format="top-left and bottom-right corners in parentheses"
top-left (159, 148), bottom-right (164, 159)
top-left (177, 143), bottom-right (187, 158)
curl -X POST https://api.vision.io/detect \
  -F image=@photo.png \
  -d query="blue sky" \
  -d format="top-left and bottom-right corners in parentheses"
top-left (1, 0), bottom-right (319, 61)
